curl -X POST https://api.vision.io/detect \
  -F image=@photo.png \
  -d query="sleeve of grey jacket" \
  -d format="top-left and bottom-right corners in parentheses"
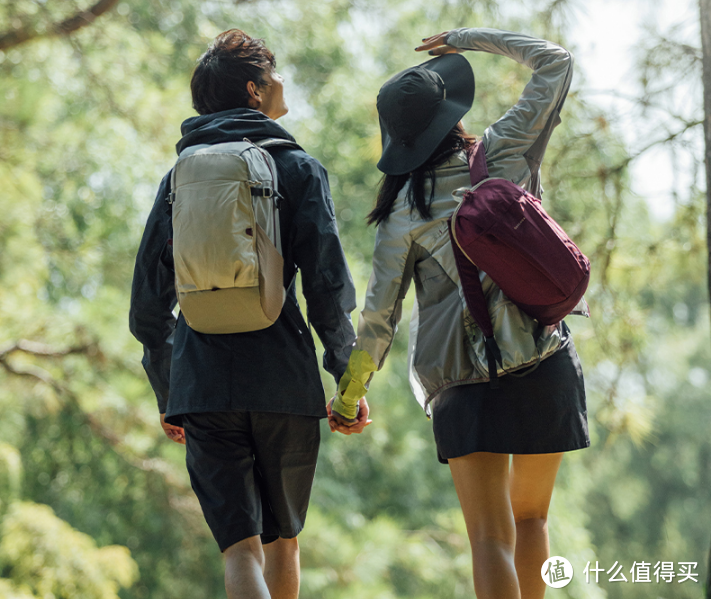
top-left (355, 221), bottom-right (417, 373)
top-left (128, 173), bottom-right (177, 414)
top-left (287, 156), bottom-right (357, 382)
top-left (446, 28), bottom-right (574, 195)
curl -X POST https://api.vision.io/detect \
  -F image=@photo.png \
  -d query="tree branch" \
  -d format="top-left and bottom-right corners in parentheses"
top-left (0, 356), bottom-right (60, 390)
top-left (571, 119), bottom-right (703, 180)
top-left (0, 339), bottom-right (94, 360)
top-left (0, 351), bottom-right (190, 492)
top-left (0, 0), bottom-right (120, 51)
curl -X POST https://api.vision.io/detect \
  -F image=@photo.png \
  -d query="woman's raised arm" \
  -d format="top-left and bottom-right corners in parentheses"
top-left (419, 28), bottom-right (574, 195)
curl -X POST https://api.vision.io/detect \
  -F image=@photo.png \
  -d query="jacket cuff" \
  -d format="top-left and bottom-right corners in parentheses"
top-left (333, 387), bottom-right (363, 421)
top-left (445, 27), bottom-right (471, 49)
top-left (335, 349), bottom-right (377, 419)
top-left (331, 397), bottom-right (358, 422)
top-left (141, 345), bottom-right (172, 415)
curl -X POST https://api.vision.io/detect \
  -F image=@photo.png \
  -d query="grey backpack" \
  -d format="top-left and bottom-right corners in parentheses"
top-left (168, 138), bottom-right (300, 334)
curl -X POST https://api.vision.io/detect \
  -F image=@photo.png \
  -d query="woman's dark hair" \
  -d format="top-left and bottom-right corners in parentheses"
top-left (367, 123), bottom-right (477, 225)
top-left (190, 29), bottom-right (276, 115)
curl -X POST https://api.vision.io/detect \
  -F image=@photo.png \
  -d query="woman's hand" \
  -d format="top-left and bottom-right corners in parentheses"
top-left (416, 32), bottom-right (459, 56)
top-left (327, 397), bottom-right (372, 435)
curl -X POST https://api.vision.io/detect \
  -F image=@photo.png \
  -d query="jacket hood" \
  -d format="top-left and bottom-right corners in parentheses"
top-left (176, 108), bottom-right (296, 155)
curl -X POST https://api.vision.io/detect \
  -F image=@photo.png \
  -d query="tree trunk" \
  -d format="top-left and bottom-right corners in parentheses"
top-left (699, 1), bottom-right (711, 593)
top-left (703, 0), bottom-right (711, 305)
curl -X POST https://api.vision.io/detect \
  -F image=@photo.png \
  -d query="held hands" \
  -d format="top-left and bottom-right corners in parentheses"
top-left (416, 32), bottom-right (459, 56)
top-left (160, 413), bottom-right (186, 445)
top-left (327, 396), bottom-right (372, 435)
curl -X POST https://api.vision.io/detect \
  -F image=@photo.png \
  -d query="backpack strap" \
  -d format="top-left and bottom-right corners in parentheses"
top-left (254, 138), bottom-right (303, 152)
top-left (467, 140), bottom-right (489, 186)
top-left (252, 138), bottom-right (303, 293)
top-left (167, 168), bottom-right (176, 205)
top-left (448, 220), bottom-right (503, 389)
top-left (248, 138), bottom-right (303, 202)
top-left (450, 141), bottom-right (502, 388)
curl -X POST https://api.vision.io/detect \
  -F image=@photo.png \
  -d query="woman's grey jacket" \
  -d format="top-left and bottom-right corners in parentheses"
top-left (335, 28), bottom-right (581, 420)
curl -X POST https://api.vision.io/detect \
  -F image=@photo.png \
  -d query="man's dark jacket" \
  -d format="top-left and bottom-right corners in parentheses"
top-left (129, 109), bottom-right (356, 426)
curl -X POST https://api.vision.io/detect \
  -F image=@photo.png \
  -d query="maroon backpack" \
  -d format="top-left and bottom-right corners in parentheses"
top-left (448, 141), bottom-right (590, 387)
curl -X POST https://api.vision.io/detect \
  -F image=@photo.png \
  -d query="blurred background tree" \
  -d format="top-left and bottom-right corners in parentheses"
top-left (0, 0), bottom-right (707, 597)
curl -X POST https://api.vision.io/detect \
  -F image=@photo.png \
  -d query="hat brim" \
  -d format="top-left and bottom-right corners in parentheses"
top-left (377, 53), bottom-right (475, 176)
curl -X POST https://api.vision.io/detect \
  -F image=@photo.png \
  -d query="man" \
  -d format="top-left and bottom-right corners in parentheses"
top-left (129, 29), bottom-right (367, 599)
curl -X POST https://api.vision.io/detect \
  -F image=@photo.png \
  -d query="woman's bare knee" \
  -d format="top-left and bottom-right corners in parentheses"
top-left (449, 452), bottom-right (516, 546)
top-left (510, 453), bottom-right (562, 522)
top-left (513, 515), bottom-right (548, 532)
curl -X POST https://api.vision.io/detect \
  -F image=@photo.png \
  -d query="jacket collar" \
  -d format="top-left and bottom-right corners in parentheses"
top-left (176, 108), bottom-right (296, 155)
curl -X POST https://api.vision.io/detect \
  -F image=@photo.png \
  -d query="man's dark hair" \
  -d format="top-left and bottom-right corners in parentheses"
top-left (191, 29), bottom-right (276, 115)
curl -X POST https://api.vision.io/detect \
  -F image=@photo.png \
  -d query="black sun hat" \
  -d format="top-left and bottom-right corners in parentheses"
top-left (376, 53), bottom-right (475, 176)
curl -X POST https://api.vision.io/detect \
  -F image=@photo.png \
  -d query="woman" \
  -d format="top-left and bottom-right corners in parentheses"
top-left (329, 28), bottom-right (590, 599)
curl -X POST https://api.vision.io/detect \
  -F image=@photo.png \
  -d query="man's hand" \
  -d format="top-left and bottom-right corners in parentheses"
top-left (160, 413), bottom-right (185, 444)
top-left (415, 31), bottom-right (459, 56)
top-left (327, 397), bottom-right (372, 435)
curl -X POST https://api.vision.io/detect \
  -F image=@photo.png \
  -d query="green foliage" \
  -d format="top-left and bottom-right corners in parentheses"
top-left (0, 445), bottom-right (22, 511)
top-left (0, 577), bottom-right (38, 599)
top-left (0, 0), bottom-right (708, 597)
top-left (0, 501), bottom-right (137, 599)
top-left (299, 507), bottom-right (474, 598)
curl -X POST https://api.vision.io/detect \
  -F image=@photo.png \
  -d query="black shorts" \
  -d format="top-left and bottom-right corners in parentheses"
top-left (182, 411), bottom-right (320, 551)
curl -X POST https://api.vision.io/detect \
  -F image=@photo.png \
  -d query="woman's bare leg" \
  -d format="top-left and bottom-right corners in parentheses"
top-left (449, 452), bottom-right (520, 599)
top-left (510, 453), bottom-right (563, 599)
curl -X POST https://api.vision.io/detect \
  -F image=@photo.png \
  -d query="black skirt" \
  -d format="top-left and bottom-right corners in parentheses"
top-left (432, 323), bottom-right (590, 463)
